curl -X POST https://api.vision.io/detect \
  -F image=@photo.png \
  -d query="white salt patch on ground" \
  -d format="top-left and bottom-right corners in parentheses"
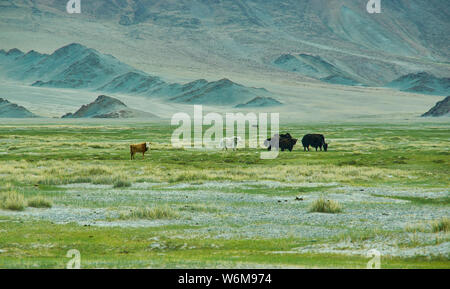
top-left (58, 183), bottom-right (113, 189)
top-left (291, 238), bottom-right (450, 258)
top-left (339, 186), bottom-right (449, 199)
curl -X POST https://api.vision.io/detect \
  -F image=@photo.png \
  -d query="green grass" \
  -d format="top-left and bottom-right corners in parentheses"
top-left (0, 120), bottom-right (449, 268)
top-left (309, 197), bottom-right (342, 213)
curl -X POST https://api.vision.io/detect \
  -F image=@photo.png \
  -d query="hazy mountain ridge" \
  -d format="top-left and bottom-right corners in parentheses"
top-left (235, 97), bottom-right (283, 108)
top-left (0, 43), bottom-right (278, 106)
top-left (62, 95), bottom-right (158, 119)
top-left (0, 98), bottom-right (39, 118)
top-left (273, 53), bottom-right (362, 86)
top-left (422, 96), bottom-right (450, 117)
top-left (387, 72), bottom-right (450, 96)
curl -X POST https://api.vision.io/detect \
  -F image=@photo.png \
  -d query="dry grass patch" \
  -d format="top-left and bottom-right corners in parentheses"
top-left (309, 197), bottom-right (342, 214)
top-left (119, 206), bottom-right (180, 220)
top-left (27, 196), bottom-right (53, 208)
top-left (405, 218), bottom-right (449, 233)
top-left (0, 191), bottom-right (26, 211)
top-left (431, 218), bottom-right (449, 233)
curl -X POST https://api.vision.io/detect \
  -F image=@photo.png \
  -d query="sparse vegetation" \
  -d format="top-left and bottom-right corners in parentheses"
top-left (27, 196), bottom-right (53, 208)
top-left (309, 197), bottom-right (342, 213)
top-left (119, 206), bottom-right (179, 220)
top-left (405, 218), bottom-right (449, 233)
top-left (0, 191), bottom-right (26, 211)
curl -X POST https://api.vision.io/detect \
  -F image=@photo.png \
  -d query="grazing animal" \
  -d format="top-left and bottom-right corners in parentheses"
top-left (130, 142), bottom-right (150, 160)
top-left (219, 136), bottom-right (241, 151)
top-left (264, 133), bottom-right (298, 152)
top-left (301, 134), bottom-right (328, 152)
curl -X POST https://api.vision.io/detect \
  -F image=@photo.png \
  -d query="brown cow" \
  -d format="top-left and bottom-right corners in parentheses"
top-left (130, 142), bottom-right (149, 160)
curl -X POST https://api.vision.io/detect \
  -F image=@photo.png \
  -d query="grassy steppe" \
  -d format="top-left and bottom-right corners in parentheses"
top-left (0, 120), bottom-right (449, 268)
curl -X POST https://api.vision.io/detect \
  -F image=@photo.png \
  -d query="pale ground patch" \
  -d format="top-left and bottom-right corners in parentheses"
top-left (0, 181), bottom-right (448, 258)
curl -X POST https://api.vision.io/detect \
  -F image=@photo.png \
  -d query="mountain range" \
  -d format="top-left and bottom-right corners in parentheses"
top-left (0, 1), bottom-right (449, 119)
top-left (0, 43), bottom-right (282, 107)
top-left (1, 0), bottom-right (448, 85)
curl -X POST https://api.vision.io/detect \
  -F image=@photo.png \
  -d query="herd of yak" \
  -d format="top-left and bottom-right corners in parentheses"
top-left (130, 134), bottom-right (328, 160)
top-left (265, 133), bottom-right (328, 152)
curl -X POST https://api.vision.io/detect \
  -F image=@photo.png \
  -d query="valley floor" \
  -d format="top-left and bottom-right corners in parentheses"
top-left (0, 120), bottom-right (448, 268)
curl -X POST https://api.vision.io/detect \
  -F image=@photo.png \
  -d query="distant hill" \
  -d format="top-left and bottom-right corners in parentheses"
top-left (273, 54), bottom-right (361, 86)
top-left (167, 78), bottom-right (272, 106)
top-left (387, 72), bottom-right (450, 96)
top-left (0, 98), bottom-right (39, 118)
top-left (62, 95), bottom-right (158, 119)
top-left (0, 43), bottom-right (138, 89)
top-left (422, 96), bottom-right (450, 117)
top-left (235, 97), bottom-right (282, 108)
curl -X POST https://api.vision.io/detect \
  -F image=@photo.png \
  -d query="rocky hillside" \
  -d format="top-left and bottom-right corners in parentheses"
top-left (1, 0), bottom-right (448, 86)
top-left (0, 98), bottom-right (38, 118)
top-left (0, 43), bottom-right (138, 89)
top-left (422, 96), bottom-right (450, 117)
top-left (273, 53), bottom-right (361, 86)
top-left (235, 97), bottom-right (282, 108)
top-left (387, 73), bottom-right (450, 96)
top-left (62, 95), bottom-right (158, 119)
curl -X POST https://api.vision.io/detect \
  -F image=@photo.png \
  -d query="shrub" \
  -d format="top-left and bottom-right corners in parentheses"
top-left (0, 191), bottom-right (26, 211)
top-left (309, 197), bottom-right (342, 214)
top-left (431, 218), bottom-right (449, 233)
top-left (27, 196), bottom-right (53, 208)
top-left (113, 180), bottom-right (132, 188)
top-left (119, 206), bottom-right (179, 220)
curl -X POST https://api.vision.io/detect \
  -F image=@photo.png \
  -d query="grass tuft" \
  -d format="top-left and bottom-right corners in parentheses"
top-left (119, 206), bottom-right (179, 220)
top-left (27, 196), bottom-right (53, 208)
top-left (431, 218), bottom-right (449, 233)
top-left (113, 180), bottom-right (132, 188)
top-left (405, 218), bottom-right (449, 233)
top-left (0, 191), bottom-right (26, 211)
top-left (309, 197), bottom-right (342, 214)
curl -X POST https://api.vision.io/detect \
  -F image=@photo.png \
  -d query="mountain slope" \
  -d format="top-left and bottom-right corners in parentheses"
top-left (0, 98), bottom-right (39, 118)
top-left (273, 53), bottom-right (361, 85)
top-left (168, 78), bottom-right (272, 106)
top-left (422, 96), bottom-right (450, 117)
top-left (235, 97), bottom-right (282, 108)
top-left (1, 0), bottom-right (449, 87)
top-left (62, 95), bottom-right (158, 119)
top-left (1, 43), bottom-right (138, 89)
top-left (387, 73), bottom-right (450, 96)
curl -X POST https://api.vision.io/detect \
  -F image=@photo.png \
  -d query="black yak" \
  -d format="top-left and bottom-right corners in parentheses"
top-left (264, 133), bottom-right (298, 152)
top-left (301, 134), bottom-right (328, 152)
